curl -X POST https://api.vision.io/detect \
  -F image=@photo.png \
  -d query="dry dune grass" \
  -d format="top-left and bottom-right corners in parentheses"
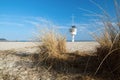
top-left (37, 29), bottom-right (67, 60)
top-left (32, 29), bottom-right (72, 63)
top-left (30, 29), bottom-right (105, 80)
top-left (92, 0), bottom-right (120, 79)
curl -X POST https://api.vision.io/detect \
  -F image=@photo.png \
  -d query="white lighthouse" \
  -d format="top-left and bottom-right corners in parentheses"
top-left (69, 26), bottom-right (77, 42)
top-left (69, 15), bottom-right (77, 42)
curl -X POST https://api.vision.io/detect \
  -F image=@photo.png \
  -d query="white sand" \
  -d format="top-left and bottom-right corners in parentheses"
top-left (67, 42), bottom-right (99, 52)
top-left (0, 42), bottom-right (99, 52)
top-left (0, 42), bottom-right (36, 50)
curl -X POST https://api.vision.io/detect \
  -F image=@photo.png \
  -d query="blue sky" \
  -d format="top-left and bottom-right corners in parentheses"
top-left (0, 0), bottom-right (117, 41)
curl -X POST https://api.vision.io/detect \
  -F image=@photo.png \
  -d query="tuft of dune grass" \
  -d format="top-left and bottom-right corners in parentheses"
top-left (40, 29), bottom-right (66, 59)
top-left (31, 29), bottom-right (68, 63)
top-left (92, 0), bottom-right (120, 78)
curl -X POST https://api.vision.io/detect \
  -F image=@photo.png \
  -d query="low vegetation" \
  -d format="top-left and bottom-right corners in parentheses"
top-left (92, 0), bottom-right (120, 79)
top-left (31, 29), bottom-right (108, 80)
top-left (32, 29), bottom-right (67, 62)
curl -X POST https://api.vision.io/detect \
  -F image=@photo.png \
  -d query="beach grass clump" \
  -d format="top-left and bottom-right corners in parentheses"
top-left (39, 29), bottom-right (66, 58)
top-left (94, 23), bottom-right (120, 74)
top-left (31, 29), bottom-right (68, 64)
top-left (93, 0), bottom-right (120, 76)
top-left (41, 30), bottom-right (66, 55)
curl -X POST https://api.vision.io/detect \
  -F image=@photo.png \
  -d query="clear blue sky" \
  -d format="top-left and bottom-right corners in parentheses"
top-left (0, 0), bottom-right (117, 41)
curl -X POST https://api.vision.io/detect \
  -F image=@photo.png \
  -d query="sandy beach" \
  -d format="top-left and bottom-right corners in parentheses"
top-left (0, 42), bottom-right (99, 52)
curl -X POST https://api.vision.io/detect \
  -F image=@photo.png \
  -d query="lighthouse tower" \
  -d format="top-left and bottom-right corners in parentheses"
top-left (69, 15), bottom-right (77, 42)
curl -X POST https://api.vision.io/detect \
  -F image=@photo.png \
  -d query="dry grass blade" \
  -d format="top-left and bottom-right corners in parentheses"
top-left (94, 48), bottom-right (120, 75)
top-left (83, 56), bottom-right (91, 74)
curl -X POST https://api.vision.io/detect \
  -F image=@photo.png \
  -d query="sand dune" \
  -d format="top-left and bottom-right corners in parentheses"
top-left (0, 42), bottom-right (100, 80)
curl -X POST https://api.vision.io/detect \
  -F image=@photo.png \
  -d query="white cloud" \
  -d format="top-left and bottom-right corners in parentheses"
top-left (56, 26), bottom-right (69, 29)
top-left (24, 20), bottom-right (40, 26)
top-left (0, 22), bottom-right (24, 26)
